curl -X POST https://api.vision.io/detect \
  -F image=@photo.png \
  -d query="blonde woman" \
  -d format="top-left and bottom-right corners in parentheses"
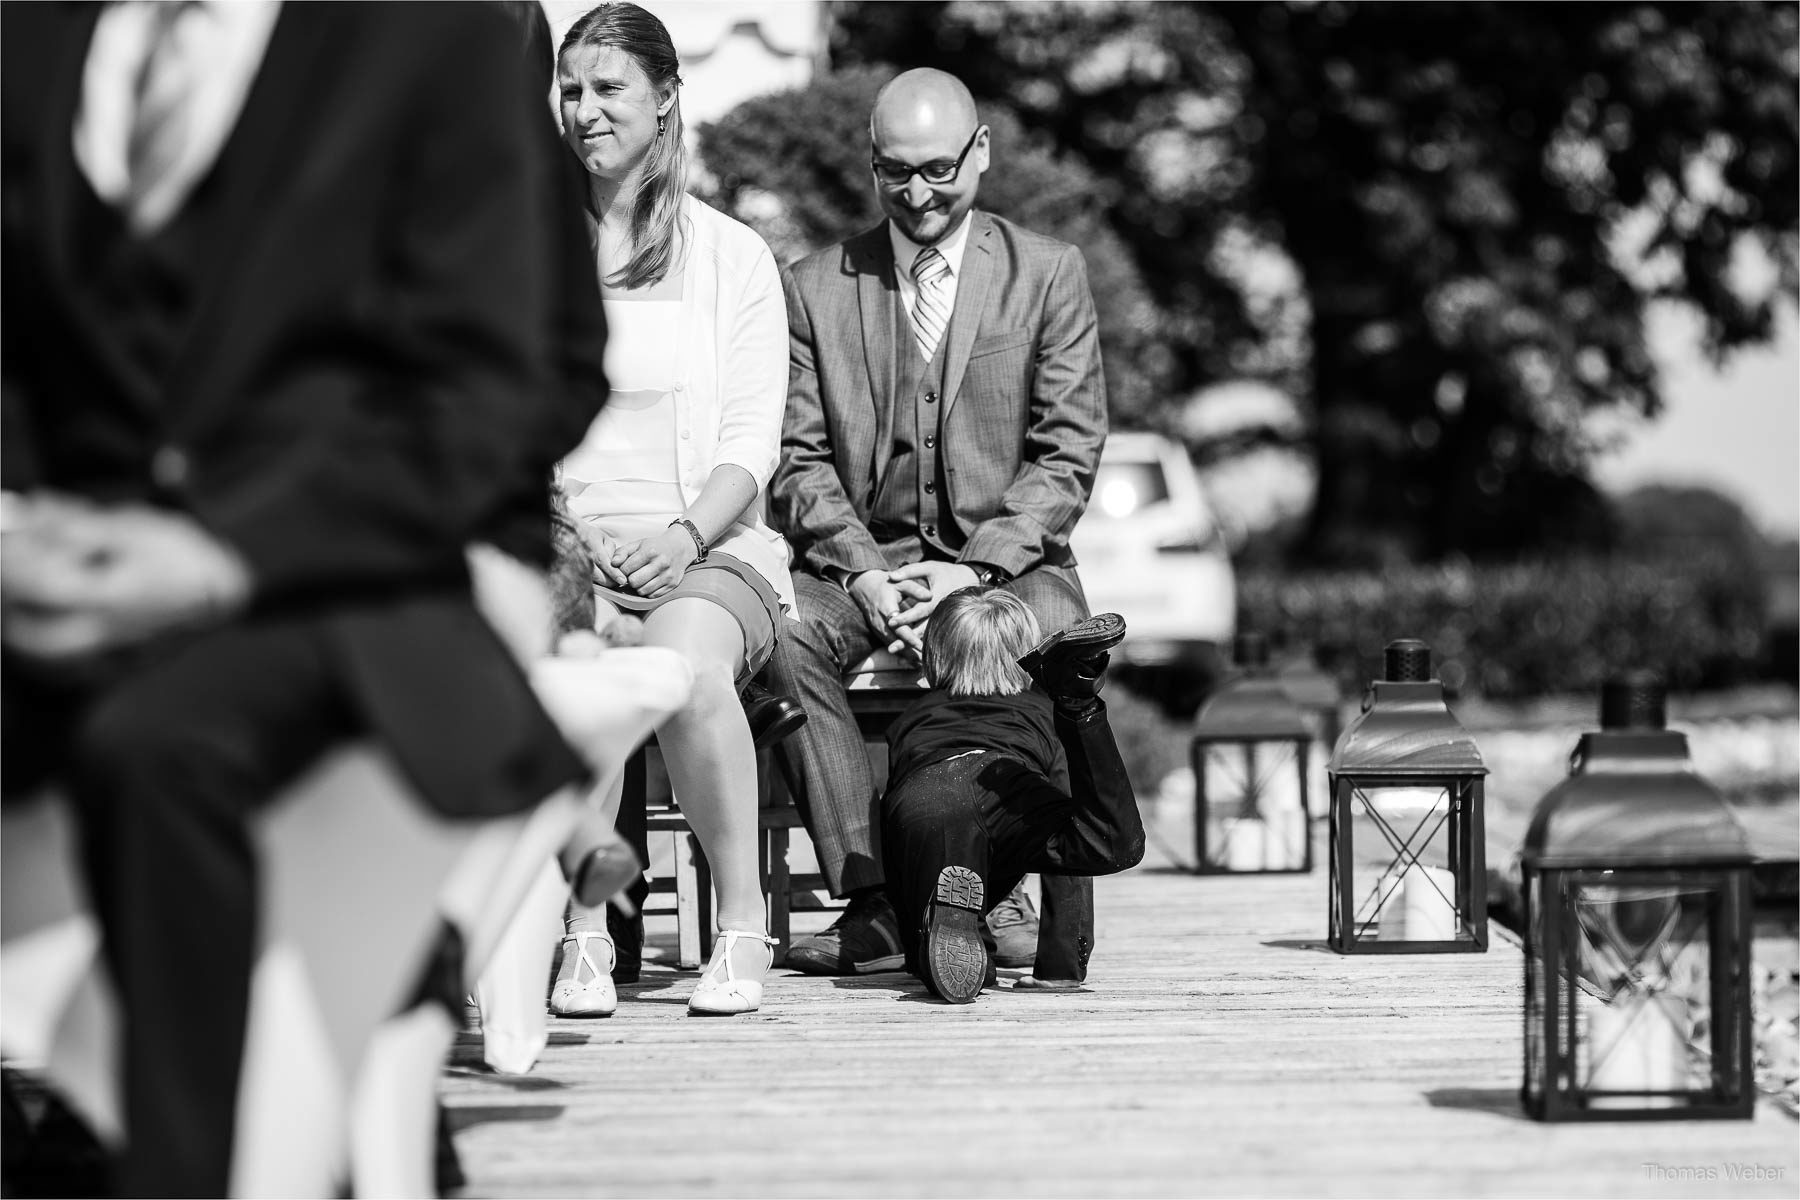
top-left (550, 2), bottom-right (790, 1017)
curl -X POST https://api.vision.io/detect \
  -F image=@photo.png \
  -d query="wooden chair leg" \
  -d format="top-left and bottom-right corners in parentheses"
top-left (767, 827), bottom-right (791, 967)
top-left (694, 835), bottom-right (716, 948)
top-left (672, 831), bottom-right (703, 969)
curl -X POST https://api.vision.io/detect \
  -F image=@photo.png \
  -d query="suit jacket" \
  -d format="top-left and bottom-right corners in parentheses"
top-left (0, 2), bottom-right (597, 817)
top-left (771, 211), bottom-right (1107, 584)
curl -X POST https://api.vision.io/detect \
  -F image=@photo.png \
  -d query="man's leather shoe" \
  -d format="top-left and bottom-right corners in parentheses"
top-left (981, 882), bottom-right (1039, 968)
top-left (786, 889), bottom-right (905, 974)
top-left (742, 682), bottom-right (807, 750)
top-left (1017, 613), bottom-right (1126, 707)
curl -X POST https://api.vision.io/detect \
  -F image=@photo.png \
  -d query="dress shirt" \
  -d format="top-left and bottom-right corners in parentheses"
top-left (888, 212), bottom-right (974, 328)
top-left (74, 1), bottom-right (282, 232)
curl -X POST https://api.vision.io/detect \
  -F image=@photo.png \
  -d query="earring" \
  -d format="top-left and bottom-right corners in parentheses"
top-left (657, 115), bottom-right (666, 137)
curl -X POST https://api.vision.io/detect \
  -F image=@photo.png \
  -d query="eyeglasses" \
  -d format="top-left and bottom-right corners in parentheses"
top-left (870, 125), bottom-right (984, 187)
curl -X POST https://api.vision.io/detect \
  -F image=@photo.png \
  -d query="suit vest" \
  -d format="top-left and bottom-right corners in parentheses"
top-left (71, 159), bottom-right (223, 408)
top-left (871, 289), bottom-right (959, 560)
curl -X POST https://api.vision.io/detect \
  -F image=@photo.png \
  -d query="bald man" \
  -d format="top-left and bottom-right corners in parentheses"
top-left (765, 70), bottom-right (1108, 988)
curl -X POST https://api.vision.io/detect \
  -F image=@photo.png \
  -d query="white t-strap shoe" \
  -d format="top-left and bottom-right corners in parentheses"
top-left (687, 929), bottom-right (778, 1016)
top-left (550, 930), bottom-right (618, 1017)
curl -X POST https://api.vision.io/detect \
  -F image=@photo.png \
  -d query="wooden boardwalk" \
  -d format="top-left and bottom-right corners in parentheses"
top-left (445, 814), bottom-right (1799, 1199)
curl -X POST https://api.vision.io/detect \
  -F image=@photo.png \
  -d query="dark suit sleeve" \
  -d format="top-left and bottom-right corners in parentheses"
top-left (958, 244), bottom-right (1108, 578)
top-left (198, 9), bottom-right (557, 596)
top-left (770, 264), bottom-right (888, 579)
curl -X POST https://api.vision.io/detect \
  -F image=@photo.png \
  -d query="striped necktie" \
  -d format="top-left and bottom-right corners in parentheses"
top-left (910, 247), bottom-right (952, 362)
top-left (125, 3), bottom-right (201, 234)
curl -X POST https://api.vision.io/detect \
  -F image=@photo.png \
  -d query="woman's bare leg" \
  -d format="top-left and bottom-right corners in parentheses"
top-left (640, 598), bottom-right (767, 980)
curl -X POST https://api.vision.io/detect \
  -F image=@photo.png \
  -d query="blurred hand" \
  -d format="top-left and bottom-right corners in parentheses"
top-left (612, 526), bottom-right (697, 599)
top-left (2, 500), bottom-right (251, 661)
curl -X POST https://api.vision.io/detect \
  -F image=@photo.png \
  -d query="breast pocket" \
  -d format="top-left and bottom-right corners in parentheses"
top-left (962, 328), bottom-right (1035, 408)
top-left (968, 328), bottom-right (1034, 360)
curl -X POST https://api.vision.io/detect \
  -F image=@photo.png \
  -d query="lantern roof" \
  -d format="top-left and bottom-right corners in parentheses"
top-left (1523, 675), bottom-right (1751, 868)
top-left (1277, 655), bottom-right (1341, 711)
top-left (1326, 640), bottom-right (1486, 777)
top-left (1193, 673), bottom-right (1313, 740)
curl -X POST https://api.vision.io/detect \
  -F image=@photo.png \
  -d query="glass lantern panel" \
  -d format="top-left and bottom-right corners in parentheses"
top-left (1345, 780), bottom-right (1466, 944)
top-left (1198, 740), bottom-right (1307, 871)
top-left (1567, 880), bottom-right (1715, 1109)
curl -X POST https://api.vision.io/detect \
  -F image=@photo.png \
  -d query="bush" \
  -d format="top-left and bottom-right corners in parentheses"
top-left (1239, 554), bottom-right (1769, 701)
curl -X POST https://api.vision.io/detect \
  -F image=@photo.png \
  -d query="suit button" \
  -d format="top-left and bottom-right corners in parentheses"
top-left (923, 482), bottom-right (935, 494)
top-left (151, 445), bottom-right (189, 490)
top-left (923, 435), bottom-right (936, 449)
top-left (924, 391), bottom-right (937, 404)
top-left (924, 524), bottom-right (936, 537)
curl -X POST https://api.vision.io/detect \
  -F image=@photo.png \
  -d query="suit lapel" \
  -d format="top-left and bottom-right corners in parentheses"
top-left (166, 4), bottom-right (331, 427)
top-left (852, 225), bottom-right (900, 480)
top-left (939, 211), bottom-right (994, 422)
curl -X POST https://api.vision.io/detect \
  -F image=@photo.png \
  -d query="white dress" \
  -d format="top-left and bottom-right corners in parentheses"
top-left (559, 272), bottom-right (685, 547)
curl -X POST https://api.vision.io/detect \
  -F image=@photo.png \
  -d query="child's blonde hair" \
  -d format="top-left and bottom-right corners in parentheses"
top-left (923, 587), bottom-right (1041, 697)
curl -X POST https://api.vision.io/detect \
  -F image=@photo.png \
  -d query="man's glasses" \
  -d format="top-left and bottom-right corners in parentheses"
top-left (870, 125), bottom-right (984, 187)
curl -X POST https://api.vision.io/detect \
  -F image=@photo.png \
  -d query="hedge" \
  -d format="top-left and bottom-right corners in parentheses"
top-left (1238, 554), bottom-right (1769, 700)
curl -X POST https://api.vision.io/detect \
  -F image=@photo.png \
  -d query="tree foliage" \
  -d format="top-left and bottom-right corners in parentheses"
top-left (823, 1), bottom-right (1799, 564)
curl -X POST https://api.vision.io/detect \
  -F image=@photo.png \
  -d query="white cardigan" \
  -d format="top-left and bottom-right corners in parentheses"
top-left (572, 195), bottom-right (795, 613)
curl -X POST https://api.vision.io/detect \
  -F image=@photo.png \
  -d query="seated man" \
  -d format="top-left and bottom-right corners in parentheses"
top-left (880, 593), bottom-right (1145, 1003)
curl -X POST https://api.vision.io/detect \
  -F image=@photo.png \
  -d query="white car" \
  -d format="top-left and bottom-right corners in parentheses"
top-left (1068, 431), bottom-right (1236, 683)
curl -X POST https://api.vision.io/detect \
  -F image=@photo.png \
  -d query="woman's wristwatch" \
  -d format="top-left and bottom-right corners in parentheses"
top-left (670, 517), bottom-right (708, 563)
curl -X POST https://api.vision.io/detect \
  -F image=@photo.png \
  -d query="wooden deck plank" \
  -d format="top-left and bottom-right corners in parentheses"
top-left (446, 821), bottom-right (1799, 1199)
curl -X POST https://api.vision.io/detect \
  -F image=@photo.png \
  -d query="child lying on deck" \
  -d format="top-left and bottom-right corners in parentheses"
top-left (881, 590), bottom-right (1146, 1003)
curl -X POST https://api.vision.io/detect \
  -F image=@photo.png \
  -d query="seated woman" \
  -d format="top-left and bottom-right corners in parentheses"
top-left (881, 593), bottom-right (1146, 1004)
top-left (547, 1), bottom-right (792, 1018)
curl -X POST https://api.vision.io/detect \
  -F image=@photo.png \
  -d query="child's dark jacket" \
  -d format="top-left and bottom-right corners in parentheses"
top-left (886, 688), bottom-right (1069, 793)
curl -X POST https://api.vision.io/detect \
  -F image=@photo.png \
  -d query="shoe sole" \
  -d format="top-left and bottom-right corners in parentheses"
top-left (1016, 612), bottom-right (1127, 672)
top-left (549, 988), bottom-right (617, 1018)
top-left (923, 866), bottom-right (988, 1004)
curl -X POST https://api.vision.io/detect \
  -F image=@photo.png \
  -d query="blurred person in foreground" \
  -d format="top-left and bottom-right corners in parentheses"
top-left (546, 1), bottom-right (793, 1019)
top-left (0, 3), bottom-right (597, 1193)
top-left (884, 596), bottom-right (1142, 1003)
top-left (765, 68), bottom-right (1108, 985)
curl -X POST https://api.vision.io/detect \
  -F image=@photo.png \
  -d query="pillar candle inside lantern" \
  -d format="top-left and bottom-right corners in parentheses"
top-left (1224, 818), bottom-right (1266, 870)
top-left (1583, 995), bottom-right (1688, 1109)
top-left (1377, 865), bottom-right (1457, 940)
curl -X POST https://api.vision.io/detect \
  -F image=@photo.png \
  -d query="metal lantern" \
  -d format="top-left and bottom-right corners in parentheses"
top-left (1520, 674), bottom-right (1755, 1121)
top-left (1190, 633), bottom-right (1314, 874)
top-left (1327, 639), bottom-right (1488, 953)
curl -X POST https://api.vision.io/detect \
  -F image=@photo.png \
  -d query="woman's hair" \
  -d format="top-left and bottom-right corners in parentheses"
top-left (558, 3), bottom-right (687, 289)
top-left (923, 587), bottom-right (1042, 697)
